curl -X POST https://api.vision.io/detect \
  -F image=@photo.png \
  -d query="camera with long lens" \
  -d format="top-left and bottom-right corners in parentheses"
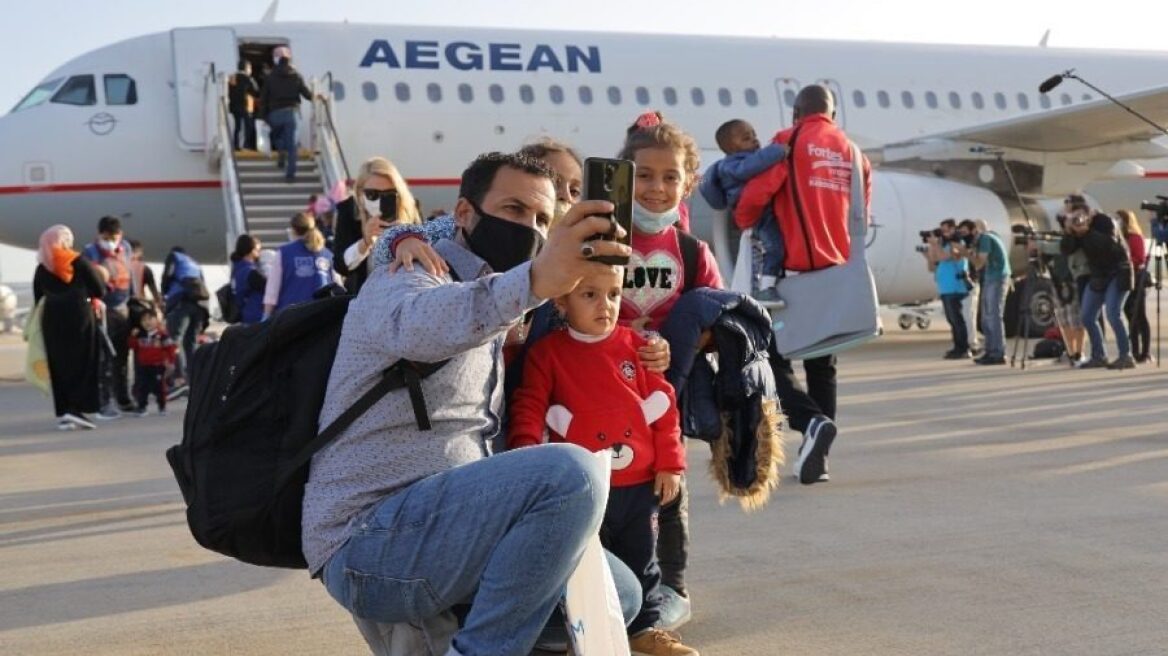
top-left (1139, 195), bottom-right (1168, 226)
top-left (1012, 224), bottom-right (1062, 255)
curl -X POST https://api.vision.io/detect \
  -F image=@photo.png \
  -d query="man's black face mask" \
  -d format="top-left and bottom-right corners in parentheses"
top-left (463, 202), bottom-right (545, 273)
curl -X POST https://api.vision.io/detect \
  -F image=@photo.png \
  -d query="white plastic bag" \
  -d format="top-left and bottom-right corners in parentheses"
top-left (729, 228), bottom-right (755, 295)
top-left (256, 120), bottom-right (272, 156)
top-left (563, 452), bottom-right (630, 656)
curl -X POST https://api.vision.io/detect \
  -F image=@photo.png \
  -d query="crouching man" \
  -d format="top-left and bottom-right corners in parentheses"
top-left (301, 152), bottom-right (633, 655)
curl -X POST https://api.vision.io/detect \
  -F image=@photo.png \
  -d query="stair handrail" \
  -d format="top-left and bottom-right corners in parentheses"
top-left (207, 66), bottom-right (248, 258)
top-left (310, 73), bottom-right (351, 201)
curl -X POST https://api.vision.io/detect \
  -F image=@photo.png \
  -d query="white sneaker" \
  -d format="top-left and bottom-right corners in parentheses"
top-left (62, 413), bottom-right (96, 430)
top-left (56, 418), bottom-right (76, 431)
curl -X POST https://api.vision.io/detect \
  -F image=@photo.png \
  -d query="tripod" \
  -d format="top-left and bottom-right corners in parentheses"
top-left (1151, 230), bottom-right (1165, 367)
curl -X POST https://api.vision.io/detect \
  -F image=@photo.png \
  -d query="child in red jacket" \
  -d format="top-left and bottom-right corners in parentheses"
top-left (128, 311), bottom-right (177, 416)
top-left (508, 265), bottom-right (694, 654)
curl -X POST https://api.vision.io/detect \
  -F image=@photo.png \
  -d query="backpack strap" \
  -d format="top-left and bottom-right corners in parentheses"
top-left (277, 358), bottom-right (449, 489)
top-left (677, 230), bottom-right (701, 292)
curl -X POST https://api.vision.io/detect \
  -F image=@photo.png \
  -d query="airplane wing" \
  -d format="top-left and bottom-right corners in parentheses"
top-left (888, 85), bottom-right (1168, 153)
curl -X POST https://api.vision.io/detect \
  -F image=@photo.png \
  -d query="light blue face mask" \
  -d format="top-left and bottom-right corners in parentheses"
top-left (632, 202), bottom-right (681, 234)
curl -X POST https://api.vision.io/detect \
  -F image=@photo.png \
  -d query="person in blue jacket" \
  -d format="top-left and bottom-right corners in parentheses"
top-left (229, 234), bottom-right (266, 324)
top-left (263, 212), bottom-right (336, 317)
top-left (698, 119), bottom-right (787, 300)
top-left (161, 246), bottom-right (206, 393)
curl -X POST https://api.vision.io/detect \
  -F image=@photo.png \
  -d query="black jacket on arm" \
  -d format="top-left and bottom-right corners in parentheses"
top-left (331, 197), bottom-right (370, 294)
top-left (1060, 214), bottom-right (1133, 291)
top-left (259, 65), bottom-right (311, 118)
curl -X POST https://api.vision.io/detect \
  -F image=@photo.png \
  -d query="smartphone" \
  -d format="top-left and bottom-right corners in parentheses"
top-left (582, 157), bottom-right (634, 265)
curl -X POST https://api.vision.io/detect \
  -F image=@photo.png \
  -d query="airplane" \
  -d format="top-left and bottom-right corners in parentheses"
top-left (3, 19), bottom-right (1168, 334)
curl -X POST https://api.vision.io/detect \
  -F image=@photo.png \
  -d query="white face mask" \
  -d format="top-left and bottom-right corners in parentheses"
top-left (362, 196), bottom-right (383, 219)
top-left (285, 228), bottom-right (296, 242)
top-left (100, 238), bottom-right (120, 252)
top-left (631, 202), bottom-right (681, 234)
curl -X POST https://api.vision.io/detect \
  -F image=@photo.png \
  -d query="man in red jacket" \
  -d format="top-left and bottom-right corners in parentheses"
top-left (736, 85), bottom-right (872, 485)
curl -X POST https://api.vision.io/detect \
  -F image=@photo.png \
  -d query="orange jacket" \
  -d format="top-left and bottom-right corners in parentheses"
top-left (735, 115), bottom-right (871, 271)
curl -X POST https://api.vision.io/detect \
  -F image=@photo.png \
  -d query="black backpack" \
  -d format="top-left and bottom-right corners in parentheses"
top-left (215, 282), bottom-right (240, 324)
top-left (165, 295), bottom-right (446, 569)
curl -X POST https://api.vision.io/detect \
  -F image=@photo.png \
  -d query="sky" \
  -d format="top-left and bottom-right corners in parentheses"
top-left (2, 0), bottom-right (1166, 282)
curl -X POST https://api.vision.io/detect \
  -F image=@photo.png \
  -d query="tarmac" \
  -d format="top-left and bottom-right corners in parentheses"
top-left (1, 318), bottom-right (1166, 656)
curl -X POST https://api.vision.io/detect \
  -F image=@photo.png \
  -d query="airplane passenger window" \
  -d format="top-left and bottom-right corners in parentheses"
top-left (607, 86), bottom-right (622, 105)
top-left (994, 92), bottom-right (1006, 109)
top-left (971, 92), bottom-right (985, 109)
top-left (1060, 93), bottom-right (1072, 106)
top-left (901, 91), bottom-right (914, 109)
top-left (852, 90), bottom-right (866, 108)
top-left (948, 91), bottom-right (961, 109)
top-left (1039, 94), bottom-right (1051, 109)
top-left (395, 82), bottom-right (410, 102)
top-left (490, 84), bottom-right (505, 104)
top-left (663, 87), bottom-right (678, 106)
top-left (784, 89), bottom-right (797, 106)
top-left (104, 74), bottom-right (137, 105)
top-left (331, 80), bottom-right (346, 101)
top-left (718, 88), bottom-right (731, 107)
top-left (1017, 93), bottom-right (1030, 110)
top-left (876, 90), bottom-right (889, 108)
top-left (51, 75), bottom-right (96, 106)
top-left (427, 83), bottom-right (442, 103)
top-left (1081, 93), bottom-right (1092, 102)
top-left (520, 84), bottom-right (535, 104)
top-left (578, 85), bottom-right (593, 105)
top-left (691, 87), bottom-right (705, 106)
top-left (362, 82), bottom-right (378, 102)
top-left (13, 77), bottom-right (64, 112)
top-left (549, 85), bottom-right (564, 105)
top-left (744, 88), bottom-right (758, 106)
top-left (458, 83), bottom-right (473, 103)
top-left (924, 91), bottom-right (938, 109)
top-left (635, 86), bottom-right (650, 105)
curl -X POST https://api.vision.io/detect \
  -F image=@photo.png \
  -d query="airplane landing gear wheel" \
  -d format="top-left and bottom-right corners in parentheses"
top-left (898, 314), bottom-right (914, 330)
top-left (916, 317), bottom-right (931, 330)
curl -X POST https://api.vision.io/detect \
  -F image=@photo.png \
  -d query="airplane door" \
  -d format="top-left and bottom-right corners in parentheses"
top-left (815, 79), bottom-right (846, 128)
top-left (774, 78), bottom-right (801, 128)
top-left (172, 27), bottom-right (237, 149)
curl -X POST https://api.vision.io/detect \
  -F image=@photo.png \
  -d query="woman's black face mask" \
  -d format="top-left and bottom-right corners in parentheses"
top-left (464, 202), bottom-right (545, 272)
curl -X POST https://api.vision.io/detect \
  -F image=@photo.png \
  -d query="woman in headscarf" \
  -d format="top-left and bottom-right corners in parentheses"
top-left (32, 225), bottom-right (106, 430)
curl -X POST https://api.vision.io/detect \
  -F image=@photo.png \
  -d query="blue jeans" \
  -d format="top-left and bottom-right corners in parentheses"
top-left (321, 444), bottom-right (609, 656)
top-left (980, 277), bottom-right (1008, 359)
top-left (266, 107), bottom-right (298, 179)
top-left (755, 209), bottom-right (785, 278)
top-left (940, 292), bottom-right (969, 351)
top-left (1081, 276), bottom-right (1130, 360)
top-left (164, 301), bottom-right (201, 381)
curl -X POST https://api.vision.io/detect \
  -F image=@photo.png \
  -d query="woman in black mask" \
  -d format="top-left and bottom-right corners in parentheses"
top-left (333, 156), bottom-right (421, 293)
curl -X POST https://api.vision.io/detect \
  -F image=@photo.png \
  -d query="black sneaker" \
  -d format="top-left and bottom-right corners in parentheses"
top-left (974, 355), bottom-right (1006, 365)
top-left (795, 416), bottom-right (836, 485)
top-left (1075, 357), bottom-right (1108, 369)
top-left (1107, 355), bottom-right (1136, 370)
top-left (944, 349), bottom-right (972, 360)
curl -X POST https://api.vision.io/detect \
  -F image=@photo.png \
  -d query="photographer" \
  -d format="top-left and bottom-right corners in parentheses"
top-left (1060, 203), bottom-right (1135, 369)
top-left (922, 219), bottom-right (972, 359)
top-left (953, 219), bottom-right (1010, 365)
top-left (955, 220), bottom-right (982, 355)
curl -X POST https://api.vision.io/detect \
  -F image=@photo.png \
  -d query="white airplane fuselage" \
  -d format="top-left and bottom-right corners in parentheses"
top-left (3, 22), bottom-right (1168, 304)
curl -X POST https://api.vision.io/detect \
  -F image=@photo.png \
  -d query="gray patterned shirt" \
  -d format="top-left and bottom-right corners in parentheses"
top-left (301, 239), bottom-right (544, 573)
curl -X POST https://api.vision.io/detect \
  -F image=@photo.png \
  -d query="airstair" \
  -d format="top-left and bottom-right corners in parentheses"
top-left (203, 68), bottom-right (350, 254)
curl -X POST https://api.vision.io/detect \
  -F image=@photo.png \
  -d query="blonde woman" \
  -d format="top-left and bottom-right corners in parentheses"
top-left (333, 156), bottom-right (421, 293)
top-left (263, 212), bottom-right (337, 317)
top-left (1118, 209), bottom-right (1151, 362)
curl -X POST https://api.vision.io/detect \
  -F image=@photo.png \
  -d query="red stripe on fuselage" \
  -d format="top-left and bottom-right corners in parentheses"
top-left (0, 178), bottom-right (461, 194)
top-left (0, 180), bottom-right (222, 194)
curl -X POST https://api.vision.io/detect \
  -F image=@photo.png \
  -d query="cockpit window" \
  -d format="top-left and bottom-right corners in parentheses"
top-left (51, 75), bottom-right (97, 106)
top-left (12, 77), bottom-right (64, 112)
top-left (104, 74), bottom-right (137, 105)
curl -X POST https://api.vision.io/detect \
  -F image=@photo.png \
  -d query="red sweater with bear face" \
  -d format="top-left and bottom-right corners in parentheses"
top-left (508, 326), bottom-right (685, 487)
